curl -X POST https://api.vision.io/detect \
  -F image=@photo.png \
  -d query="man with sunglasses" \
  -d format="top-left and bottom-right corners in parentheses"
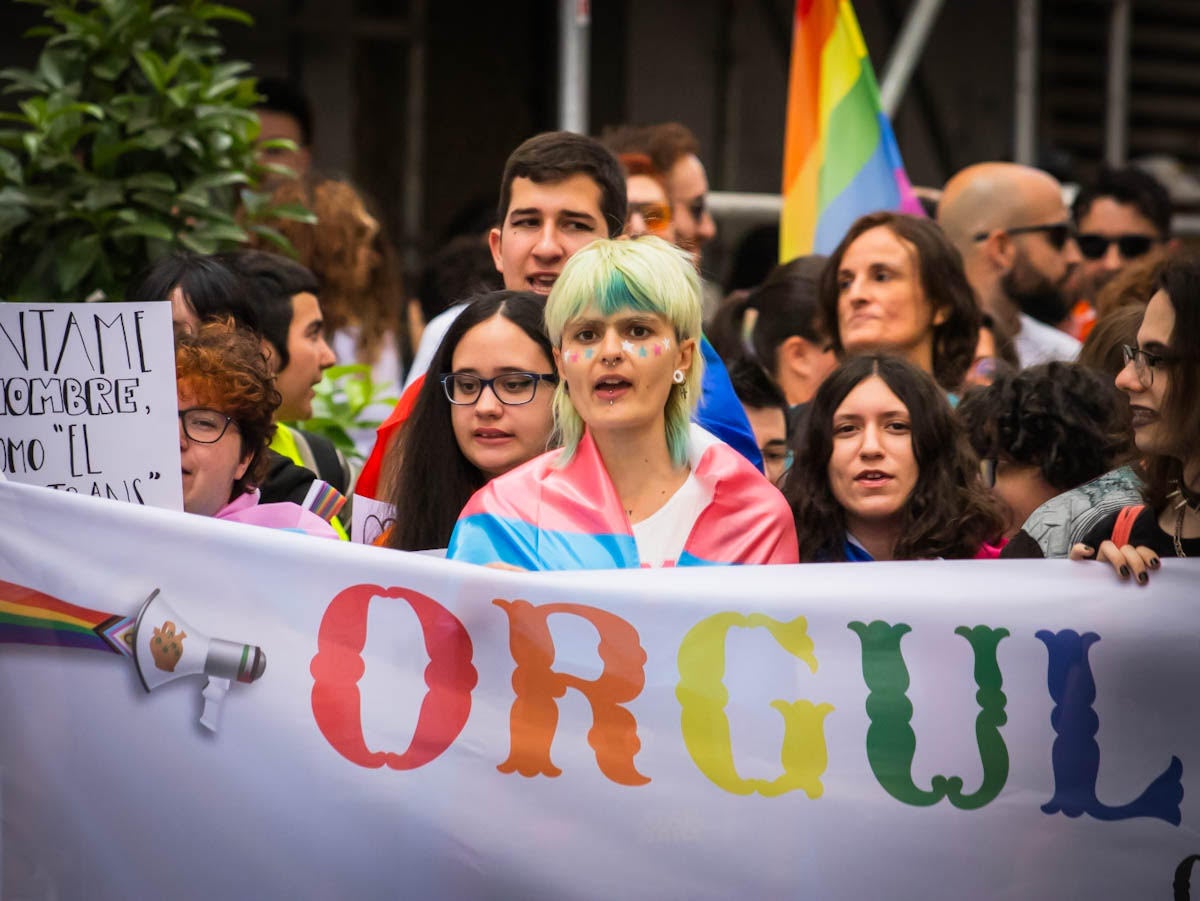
top-left (1064, 166), bottom-right (1172, 338)
top-left (939, 162), bottom-right (1083, 368)
top-left (603, 122), bottom-right (717, 267)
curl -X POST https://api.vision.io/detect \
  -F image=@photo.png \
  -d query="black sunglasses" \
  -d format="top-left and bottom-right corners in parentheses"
top-left (1076, 233), bottom-right (1157, 261)
top-left (973, 222), bottom-right (1074, 251)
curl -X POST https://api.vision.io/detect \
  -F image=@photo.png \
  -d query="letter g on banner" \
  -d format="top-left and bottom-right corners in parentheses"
top-left (677, 612), bottom-right (834, 798)
top-left (311, 584), bottom-right (478, 769)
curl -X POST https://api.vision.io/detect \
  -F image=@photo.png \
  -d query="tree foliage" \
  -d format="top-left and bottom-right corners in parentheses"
top-left (0, 0), bottom-right (312, 301)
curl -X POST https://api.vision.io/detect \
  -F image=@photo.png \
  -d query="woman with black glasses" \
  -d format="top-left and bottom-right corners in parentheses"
top-left (381, 291), bottom-right (557, 552)
top-left (176, 319), bottom-right (337, 538)
top-left (1074, 255), bottom-right (1200, 577)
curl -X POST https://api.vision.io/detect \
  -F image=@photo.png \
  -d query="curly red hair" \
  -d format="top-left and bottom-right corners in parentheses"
top-left (175, 319), bottom-right (281, 497)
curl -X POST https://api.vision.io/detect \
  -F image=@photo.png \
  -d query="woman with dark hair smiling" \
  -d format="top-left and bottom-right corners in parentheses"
top-left (1074, 255), bottom-right (1200, 578)
top-left (784, 355), bottom-right (1003, 562)
top-left (821, 211), bottom-right (980, 395)
top-left (381, 291), bottom-right (556, 551)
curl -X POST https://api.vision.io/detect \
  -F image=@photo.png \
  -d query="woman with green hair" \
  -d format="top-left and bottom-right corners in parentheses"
top-left (447, 236), bottom-right (798, 570)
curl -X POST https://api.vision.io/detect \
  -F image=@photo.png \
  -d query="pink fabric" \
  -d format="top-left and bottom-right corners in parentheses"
top-left (214, 491), bottom-right (339, 540)
top-left (453, 425), bottom-right (798, 569)
top-left (973, 538), bottom-right (1008, 559)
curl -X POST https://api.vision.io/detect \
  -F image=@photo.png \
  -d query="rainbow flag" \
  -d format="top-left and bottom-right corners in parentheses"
top-left (0, 579), bottom-right (135, 655)
top-left (780, 0), bottom-right (924, 261)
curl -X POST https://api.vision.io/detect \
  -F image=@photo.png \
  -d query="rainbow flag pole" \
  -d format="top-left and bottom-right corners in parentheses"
top-left (780, 0), bottom-right (925, 262)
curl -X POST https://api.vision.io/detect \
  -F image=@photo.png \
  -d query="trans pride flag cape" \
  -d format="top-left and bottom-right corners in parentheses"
top-left (779, 0), bottom-right (925, 260)
top-left (448, 425), bottom-right (798, 570)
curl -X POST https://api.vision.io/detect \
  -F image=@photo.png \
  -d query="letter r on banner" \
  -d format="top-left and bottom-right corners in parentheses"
top-left (311, 584), bottom-right (477, 769)
top-left (493, 599), bottom-right (649, 785)
top-left (677, 612), bottom-right (833, 798)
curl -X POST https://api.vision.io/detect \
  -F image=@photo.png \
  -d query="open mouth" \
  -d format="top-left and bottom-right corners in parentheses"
top-left (854, 470), bottom-right (893, 487)
top-left (473, 428), bottom-right (513, 442)
top-left (527, 272), bottom-right (558, 293)
top-left (594, 376), bottom-right (632, 400)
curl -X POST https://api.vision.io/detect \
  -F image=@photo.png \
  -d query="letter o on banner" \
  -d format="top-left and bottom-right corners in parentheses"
top-left (311, 584), bottom-right (478, 769)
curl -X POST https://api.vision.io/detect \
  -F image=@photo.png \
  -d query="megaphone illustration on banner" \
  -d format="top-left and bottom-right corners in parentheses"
top-left (132, 589), bottom-right (267, 733)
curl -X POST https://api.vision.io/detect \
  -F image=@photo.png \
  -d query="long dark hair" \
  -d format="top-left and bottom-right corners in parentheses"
top-left (1141, 255), bottom-right (1200, 512)
top-left (819, 212), bottom-right (980, 392)
top-left (784, 355), bottom-right (1002, 562)
top-left (383, 290), bottom-right (553, 551)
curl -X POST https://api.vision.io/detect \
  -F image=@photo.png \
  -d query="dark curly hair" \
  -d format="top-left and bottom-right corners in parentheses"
top-left (819, 211), bottom-right (980, 393)
top-left (957, 362), bottom-right (1132, 492)
top-left (783, 355), bottom-right (1002, 562)
top-left (175, 319), bottom-right (281, 499)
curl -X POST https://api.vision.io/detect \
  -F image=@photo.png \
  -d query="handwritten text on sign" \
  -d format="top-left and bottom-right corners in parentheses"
top-left (0, 302), bottom-right (181, 509)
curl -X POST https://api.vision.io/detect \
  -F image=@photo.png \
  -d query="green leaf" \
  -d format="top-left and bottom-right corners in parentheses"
top-left (133, 49), bottom-right (166, 92)
top-left (187, 170), bottom-right (249, 191)
top-left (124, 172), bottom-right (176, 192)
top-left (82, 182), bottom-right (123, 210)
top-left (0, 148), bottom-right (23, 184)
top-left (178, 231), bottom-right (218, 254)
top-left (130, 191), bottom-right (176, 214)
top-left (111, 220), bottom-right (175, 241)
top-left (57, 233), bottom-right (102, 292)
top-left (0, 205), bottom-right (31, 241)
top-left (92, 56), bottom-right (125, 81)
top-left (246, 223), bottom-right (293, 254)
top-left (195, 4), bottom-right (254, 26)
top-left (188, 221), bottom-right (248, 244)
top-left (265, 201), bottom-right (317, 224)
top-left (36, 51), bottom-right (66, 90)
top-left (0, 67), bottom-right (48, 95)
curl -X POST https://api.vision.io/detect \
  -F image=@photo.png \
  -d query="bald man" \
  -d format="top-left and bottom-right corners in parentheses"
top-left (938, 163), bottom-right (1082, 367)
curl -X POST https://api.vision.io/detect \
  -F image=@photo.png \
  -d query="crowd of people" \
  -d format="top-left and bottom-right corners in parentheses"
top-left (147, 83), bottom-right (1200, 582)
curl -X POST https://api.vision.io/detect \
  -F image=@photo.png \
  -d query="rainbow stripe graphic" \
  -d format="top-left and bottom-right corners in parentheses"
top-left (780, 0), bottom-right (924, 261)
top-left (0, 579), bottom-right (135, 656)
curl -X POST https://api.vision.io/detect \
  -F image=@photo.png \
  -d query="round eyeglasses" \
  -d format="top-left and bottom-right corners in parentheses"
top-left (179, 407), bottom-right (237, 443)
top-left (439, 371), bottom-right (558, 406)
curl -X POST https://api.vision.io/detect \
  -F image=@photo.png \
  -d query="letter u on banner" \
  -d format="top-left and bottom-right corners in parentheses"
top-left (850, 621), bottom-right (1009, 809)
top-left (677, 612), bottom-right (834, 798)
top-left (310, 584), bottom-right (478, 769)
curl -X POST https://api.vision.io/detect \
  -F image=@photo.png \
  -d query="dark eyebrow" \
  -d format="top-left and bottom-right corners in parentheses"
top-left (558, 210), bottom-right (598, 222)
top-left (1140, 340), bottom-right (1169, 354)
top-left (507, 207), bottom-right (542, 219)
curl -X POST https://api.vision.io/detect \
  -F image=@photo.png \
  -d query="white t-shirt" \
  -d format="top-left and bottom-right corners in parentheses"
top-left (1014, 313), bottom-right (1081, 368)
top-left (631, 472), bottom-right (711, 567)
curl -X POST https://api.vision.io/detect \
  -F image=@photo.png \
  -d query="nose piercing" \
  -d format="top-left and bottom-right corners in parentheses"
top-left (603, 356), bottom-right (619, 368)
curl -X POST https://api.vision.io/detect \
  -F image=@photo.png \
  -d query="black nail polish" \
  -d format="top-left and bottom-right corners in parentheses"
top-left (1119, 565), bottom-right (1130, 578)
top-left (1137, 572), bottom-right (1148, 585)
top-left (1149, 557), bottom-right (1161, 569)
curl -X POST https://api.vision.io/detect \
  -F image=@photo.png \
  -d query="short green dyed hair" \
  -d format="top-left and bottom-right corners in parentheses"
top-left (544, 236), bottom-right (704, 466)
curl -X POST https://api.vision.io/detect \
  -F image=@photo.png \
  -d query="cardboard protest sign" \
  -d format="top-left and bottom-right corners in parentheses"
top-left (0, 301), bottom-right (181, 509)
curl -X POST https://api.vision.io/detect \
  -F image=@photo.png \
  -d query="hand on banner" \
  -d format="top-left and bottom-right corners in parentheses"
top-left (1069, 541), bottom-right (1160, 585)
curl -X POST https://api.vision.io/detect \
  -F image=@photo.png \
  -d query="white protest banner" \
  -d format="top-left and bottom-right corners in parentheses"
top-left (0, 301), bottom-right (181, 508)
top-left (1, 479), bottom-right (1197, 900)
